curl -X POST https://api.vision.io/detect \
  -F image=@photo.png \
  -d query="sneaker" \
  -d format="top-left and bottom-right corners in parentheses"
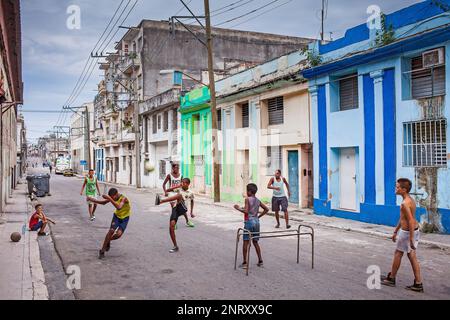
top-left (38, 232), bottom-right (49, 237)
top-left (381, 273), bottom-right (396, 287)
top-left (169, 247), bottom-right (179, 253)
top-left (286, 225), bottom-right (292, 229)
top-left (186, 221), bottom-right (195, 228)
top-left (90, 216), bottom-right (96, 221)
top-left (406, 281), bottom-right (424, 293)
top-left (155, 194), bottom-right (161, 206)
top-left (239, 263), bottom-right (248, 269)
top-left (99, 250), bottom-right (105, 259)
top-left (275, 224), bottom-right (280, 229)
top-left (257, 261), bottom-right (264, 267)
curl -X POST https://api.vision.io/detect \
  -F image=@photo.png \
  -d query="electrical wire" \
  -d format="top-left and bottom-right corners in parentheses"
top-left (229, 0), bottom-right (293, 29)
top-left (215, 0), bottom-right (282, 27)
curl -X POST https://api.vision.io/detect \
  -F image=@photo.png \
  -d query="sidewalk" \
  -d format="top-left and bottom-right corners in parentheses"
top-left (79, 176), bottom-right (450, 251)
top-left (0, 181), bottom-right (48, 300)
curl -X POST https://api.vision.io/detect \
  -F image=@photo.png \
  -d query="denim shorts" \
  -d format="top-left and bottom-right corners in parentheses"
top-left (30, 221), bottom-right (43, 232)
top-left (243, 219), bottom-right (260, 241)
top-left (111, 215), bottom-right (129, 232)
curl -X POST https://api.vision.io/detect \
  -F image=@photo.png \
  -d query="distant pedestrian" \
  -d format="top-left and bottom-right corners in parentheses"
top-left (80, 169), bottom-right (101, 221)
top-left (49, 164), bottom-right (53, 174)
top-left (234, 183), bottom-right (269, 269)
top-left (162, 162), bottom-right (194, 228)
top-left (155, 178), bottom-right (195, 253)
top-left (267, 170), bottom-right (291, 229)
top-left (381, 178), bottom-right (423, 293)
top-left (88, 188), bottom-right (131, 259)
top-left (29, 204), bottom-right (56, 236)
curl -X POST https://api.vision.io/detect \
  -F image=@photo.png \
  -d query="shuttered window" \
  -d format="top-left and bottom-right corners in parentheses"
top-left (339, 74), bottom-right (359, 111)
top-left (217, 109), bottom-right (222, 131)
top-left (268, 97), bottom-right (284, 125)
top-left (163, 111), bottom-right (169, 132)
top-left (152, 115), bottom-right (157, 134)
top-left (267, 146), bottom-right (282, 173)
top-left (411, 56), bottom-right (446, 99)
top-left (403, 119), bottom-right (447, 167)
top-left (242, 103), bottom-right (249, 128)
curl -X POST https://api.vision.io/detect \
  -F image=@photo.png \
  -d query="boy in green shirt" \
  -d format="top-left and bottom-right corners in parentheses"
top-left (80, 169), bottom-right (101, 221)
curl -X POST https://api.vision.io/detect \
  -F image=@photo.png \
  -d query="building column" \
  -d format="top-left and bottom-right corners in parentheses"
top-left (249, 99), bottom-right (260, 185)
top-left (371, 70), bottom-right (385, 205)
top-left (309, 86), bottom-right (319, 200)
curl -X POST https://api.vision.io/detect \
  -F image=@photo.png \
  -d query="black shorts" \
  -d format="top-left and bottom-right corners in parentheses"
top-left (170, 203), bottom-right (188, 222)
top-left (272, 196), bottom-right (288, 212)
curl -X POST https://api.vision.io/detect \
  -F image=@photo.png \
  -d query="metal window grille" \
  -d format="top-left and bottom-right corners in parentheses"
top-left (268, 97), bottom-right (284, 125)
top-left (339, 74), bottom-right (359, 111)
top-left (267, 146), bottom-right (283, 172)
top-left (157, 115), bottom-right (162, 130)
top-left (242, 103), bottom-right (249, 128)
top-left (403, 119), bottom-right (447, 167)
top-left (411, 56), bottom-right (446, 99)
top-left (163, 111), bottom-right (169, 132)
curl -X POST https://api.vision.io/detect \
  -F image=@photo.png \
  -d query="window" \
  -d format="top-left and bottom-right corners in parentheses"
top-left (159, 160), bottom-right (166, 180)
top-left (411, 55), bottom-right (445, 99)
top-left (152, 115), bottom-right (157, 134)
top-left (268, 97), bottom-right (284, 125)
top-left (403, 119), bottom-right (447, 167)
top-left (122, 156), bottom-right (126, 171)
top-left (163, 111), bottom-right (169, 132)
top-left (172, 109), bottom-right (178, 130)
top-left (267, 146), bottom-right (283, 173)
top-left (217, 109), bottom-right (222, 131)
top-left (242, 103), bottom-right (249, 128)
top-left (193, 156), bottom-right (204, 177)
top-left (339, 74), bottom-right (359, 111)
top-left (158, 115), bottom-right (162, 130)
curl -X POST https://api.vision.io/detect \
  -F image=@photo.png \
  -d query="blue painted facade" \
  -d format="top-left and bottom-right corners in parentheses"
top-left (303, 0), bottom-right (450, 233)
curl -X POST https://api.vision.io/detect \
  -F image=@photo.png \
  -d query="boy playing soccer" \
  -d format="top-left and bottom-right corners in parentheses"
top-left (80, 169), bottom-right (101, 221)
top-left (155, 178), bottom-right (195, 253)
top-left (234, 183), bottom-right (269, 269)
top-left (381, 178), bottom-right (424, 293)
top-left (29, 204), bottom-right (56, 236)
top-left (162, 162), bottom-right (194, 228)
top-left (88, 188), bottom-right (131, 259)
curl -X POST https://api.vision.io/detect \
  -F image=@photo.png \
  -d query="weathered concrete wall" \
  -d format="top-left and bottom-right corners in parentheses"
top-left (140, 20), bottom-right (312, 98)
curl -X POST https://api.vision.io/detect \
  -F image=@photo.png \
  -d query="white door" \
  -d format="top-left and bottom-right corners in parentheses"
top-left (339, 148), bottom-right (357, 211)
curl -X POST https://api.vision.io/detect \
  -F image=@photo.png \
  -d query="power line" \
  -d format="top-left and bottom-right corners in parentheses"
top-left (229, 0), bottom-right (293, 29)
top-left (215, 0), bottom-right (282, 27)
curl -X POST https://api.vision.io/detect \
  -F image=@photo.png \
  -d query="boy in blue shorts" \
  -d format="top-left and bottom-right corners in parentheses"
top-left (88, 188), bottom-right (131, 259)
top-left (234, 183), bottom-right (269, 269)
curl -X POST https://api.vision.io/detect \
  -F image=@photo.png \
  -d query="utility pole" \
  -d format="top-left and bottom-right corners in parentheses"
top-left (84, 108), bottom-right (92, 170)
top-left (204, 0), bottom-right (220, 203)
top-left (321, 0), bottom-right (325, 42)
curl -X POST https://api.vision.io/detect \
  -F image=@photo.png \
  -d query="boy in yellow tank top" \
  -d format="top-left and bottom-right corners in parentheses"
top-left (88, 188), bottom-right (131, 259)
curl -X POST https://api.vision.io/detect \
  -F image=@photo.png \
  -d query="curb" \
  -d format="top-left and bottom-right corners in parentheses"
top-left (26, 194), bottom-right (49, 300)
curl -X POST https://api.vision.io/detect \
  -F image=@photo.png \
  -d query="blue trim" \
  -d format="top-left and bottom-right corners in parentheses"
top-left (363, 74), bottom-right (376, 204)
top-left (439, 208), bottom-right (450, 233)
top-left (314, 199), bottom-right (433, 229)
top-left (383, 69), bottom-right (397, 206)
top-left (318, 85), bottom-right (328, 200)
top-left (318, 0), bottom-right (448, 55)
top-left (304, 24), bottom-right (450, 79)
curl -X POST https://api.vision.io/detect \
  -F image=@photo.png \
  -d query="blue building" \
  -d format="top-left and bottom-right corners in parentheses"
top-left (303, 0), bottom-right (450, 233)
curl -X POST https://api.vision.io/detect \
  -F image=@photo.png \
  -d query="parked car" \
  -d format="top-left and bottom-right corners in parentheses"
top-left (63, 169), bottom-right (74, 177)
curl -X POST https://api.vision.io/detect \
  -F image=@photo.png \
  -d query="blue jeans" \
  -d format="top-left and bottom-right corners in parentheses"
top-left (243, 219), bottom-right (260, 241)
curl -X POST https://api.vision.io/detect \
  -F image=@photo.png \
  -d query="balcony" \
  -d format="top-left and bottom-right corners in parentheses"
top-left (101, 107), bottom-right (120, 120)
top-left (117, 129), bottom-right (135, 144)
top-left (98, 133), bottom-right (119, 147)
top-left (120, 53), bottom-right (140, 74)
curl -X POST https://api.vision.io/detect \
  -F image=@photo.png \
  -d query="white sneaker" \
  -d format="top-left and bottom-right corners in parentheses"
top-left (90, 216), bottom-right (96, 221)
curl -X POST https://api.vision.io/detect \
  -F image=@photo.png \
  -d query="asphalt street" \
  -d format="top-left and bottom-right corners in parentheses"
top-left (29, 167), bottom-right (450, 300)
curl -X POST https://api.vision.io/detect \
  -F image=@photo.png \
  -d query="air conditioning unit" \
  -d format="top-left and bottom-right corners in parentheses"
top-left (422, 48), bottom-right (445, 68)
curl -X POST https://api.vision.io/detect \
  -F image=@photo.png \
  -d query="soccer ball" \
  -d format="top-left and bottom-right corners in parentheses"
top-left (10, 232), bottom-right (21, 242)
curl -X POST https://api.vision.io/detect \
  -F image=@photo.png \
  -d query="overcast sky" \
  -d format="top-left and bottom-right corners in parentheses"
top-left (21, 0), bottom-right (422, 142)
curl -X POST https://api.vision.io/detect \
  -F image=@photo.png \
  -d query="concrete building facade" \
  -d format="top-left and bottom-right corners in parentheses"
top-left (303, 0), bottom-right (450, 233)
